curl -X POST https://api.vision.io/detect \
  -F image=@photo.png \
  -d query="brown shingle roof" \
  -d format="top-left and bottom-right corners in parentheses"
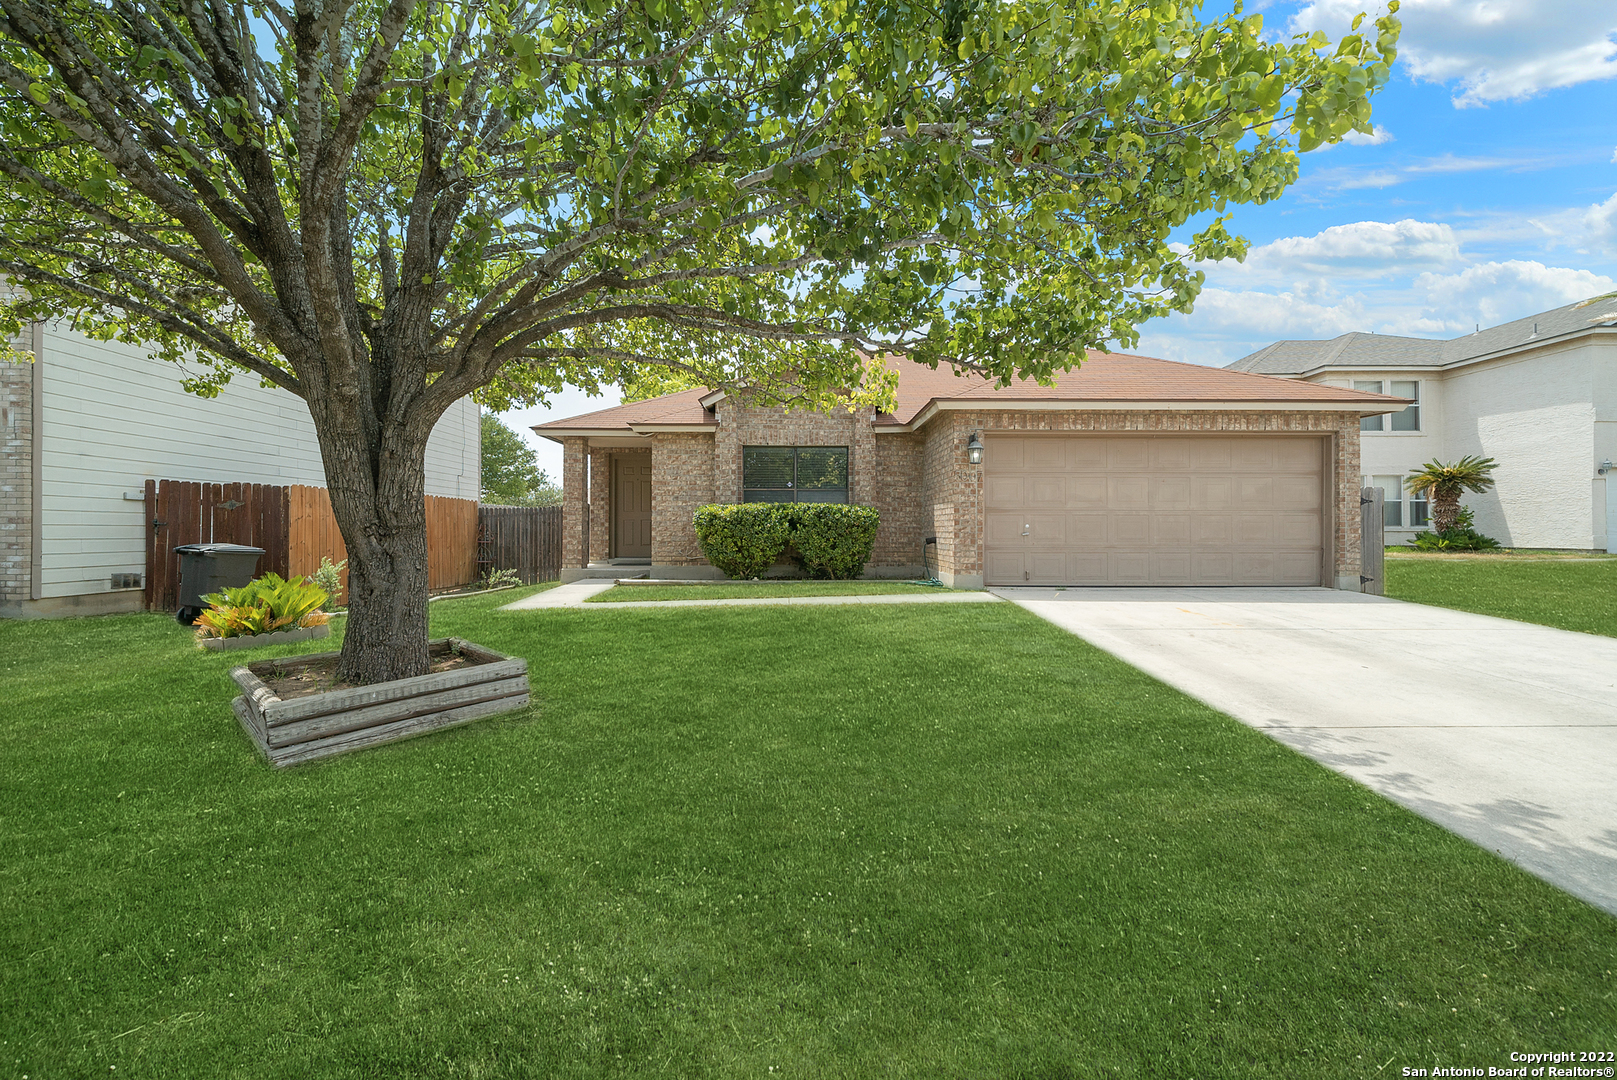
top-left (876, 350), bottom-right (1390, 423)
top-left (532, 387), bottom-right (713, 432)
top-left (533, 350), bottom-right (1399, 437)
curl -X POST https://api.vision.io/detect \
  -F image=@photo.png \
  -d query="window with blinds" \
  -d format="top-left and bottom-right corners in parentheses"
top-left (742, 446), bottom-right (849, 503)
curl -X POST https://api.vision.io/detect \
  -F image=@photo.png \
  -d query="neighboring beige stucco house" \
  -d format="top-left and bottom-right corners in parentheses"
top-left (534, 352), bottom-right (1400, 589)
top-left (1229, 295), bottom-right (1617, 552)
top-left (0, 322), bottom-right (480, 619)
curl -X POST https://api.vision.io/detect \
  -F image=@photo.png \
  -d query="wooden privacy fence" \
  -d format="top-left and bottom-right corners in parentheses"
top-left (145, 479), bottom-right (479, 612)
top-left (145, 480), bottom-right (290, 613)
top-left (477, 505), bottom-right (563, 584)
top-left (287, 487), bottom-right (480, 600)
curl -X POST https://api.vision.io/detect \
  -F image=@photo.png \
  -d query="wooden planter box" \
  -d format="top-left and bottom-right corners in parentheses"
top-left (228, 638), bottom-right (529, 767)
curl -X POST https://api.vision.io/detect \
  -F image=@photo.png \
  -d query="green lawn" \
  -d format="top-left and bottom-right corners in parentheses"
top-left (588, 580), bottom-right (949, 602)
top-left (2, 588), bottom-right (1613, 1077)
top-left (1385, 556), bottom-right (1617, 637)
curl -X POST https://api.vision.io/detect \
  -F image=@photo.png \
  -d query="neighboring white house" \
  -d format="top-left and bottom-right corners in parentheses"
top-left (1229, 296), bottom-right (1617, 551)
top-left (0, 322), bottom-right (480, 618)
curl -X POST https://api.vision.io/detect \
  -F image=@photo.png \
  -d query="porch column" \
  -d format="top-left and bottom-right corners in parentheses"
top-left (561, 437), bottom-right (588, 569)
top-left (588, 447), bottom-right (613, 560)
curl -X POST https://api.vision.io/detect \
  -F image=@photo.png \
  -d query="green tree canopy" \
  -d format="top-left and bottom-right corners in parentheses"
top-left (0, 0), bottom-right (1398, 680)
top-left (481, 412), bottom-right (562, 505)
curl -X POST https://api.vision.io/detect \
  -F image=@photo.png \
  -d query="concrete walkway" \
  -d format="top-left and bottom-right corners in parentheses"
top-left (502, 579), bottom-right (1004, 611)
top-left (994, 586), bottom-right (1617, 917)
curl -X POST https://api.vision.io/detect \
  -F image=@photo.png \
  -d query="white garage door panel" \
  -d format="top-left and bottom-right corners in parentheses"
top-left (984, 435), bottom-right (1326, 586)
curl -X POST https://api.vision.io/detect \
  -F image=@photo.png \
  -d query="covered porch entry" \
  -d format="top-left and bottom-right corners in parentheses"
top-left (559, 439), bottom-right (655, 579)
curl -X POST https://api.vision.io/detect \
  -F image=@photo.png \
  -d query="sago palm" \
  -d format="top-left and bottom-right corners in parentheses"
top-left (1405, 457), bottom-right (1498, 533)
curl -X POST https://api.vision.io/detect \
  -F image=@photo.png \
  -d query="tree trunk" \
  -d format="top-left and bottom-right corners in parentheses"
top-left (1432, 491), bottom-right (1461, 533)
top-left (316, 409), bottom-right (436, 685)
top-left (337, 503), bottom-right (431, 684)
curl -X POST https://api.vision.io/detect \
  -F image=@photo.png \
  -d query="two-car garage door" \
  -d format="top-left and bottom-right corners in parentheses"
top-left (983, 435), bottom-right (1327, 586)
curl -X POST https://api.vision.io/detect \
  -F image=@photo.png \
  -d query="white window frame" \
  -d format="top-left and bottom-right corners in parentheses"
top-left (1354, 378), bottom-right (1422, 432)
top-left (1355, 380), bottom-right (1385, 431)
top-left (1409, 485), bottom-right (1430, 528)
top-left (1371, 474), bottom-right (1405, 528)
top-left (1389, 380), bottom-right (1421, 432)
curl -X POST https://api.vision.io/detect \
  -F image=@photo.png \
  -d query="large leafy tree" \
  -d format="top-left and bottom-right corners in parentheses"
top-left (481, 412), bottom-right (561, 505)
top-left (0, 0), bottom-right (1397, 682)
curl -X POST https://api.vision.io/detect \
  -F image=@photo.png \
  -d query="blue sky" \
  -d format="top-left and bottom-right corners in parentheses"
top-left (503, 0), bottom-right (1617, 475)
top-left (1133, 0), bottom-right (1617, 366)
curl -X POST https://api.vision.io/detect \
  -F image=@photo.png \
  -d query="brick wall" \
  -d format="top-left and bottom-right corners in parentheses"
top-left (572, 404), bottom-right (1364, 584)
top-left (712, 397), bottom-right (874, 504)
top-left (587, 446), bottom-right (614, 559)
top-left (921, 409), bottom-right (1364, 583)
top-left (561, 437), bottom-right (587, 569)
top-left (650, 433), bottom-right (715, 565)
top-left (1332, 422), bottom-right (1362, 581)
top-left (871, 433), bottom-right (925, 567)
top-left (919, 416), bottom-right (975, 581)
top-left (0, 359), bottom-right (32, 602)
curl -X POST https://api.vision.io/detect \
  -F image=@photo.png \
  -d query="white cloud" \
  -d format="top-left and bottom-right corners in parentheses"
top-left (1289, 0), bottom-right (1617, 106)
top-left (1408, 261), bottom-right (1617, 331)
top-left (1502, 189), bottom-right (1617, 257)
top-left (1132, 287), bottom-right (1375, 367)
top-left (1339, 124), bottom-right (1394, 146)
top-left (1403, 153), bottom-right (1522, 174)
top-left (1577, 192), bottom-right (1617, 254)
top-left (1131, 243), bottom-right (1614, 367)
top-left (1334, 170), bottom-right (1403, 190)
top-left (1222, 219), bottom-right (1462, 279)
top-left (1308, 152), bottom-right (1553, 193)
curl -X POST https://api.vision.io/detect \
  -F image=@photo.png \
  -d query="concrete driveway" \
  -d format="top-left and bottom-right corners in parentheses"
top-left (994, 587), bottom-right (1617, 917)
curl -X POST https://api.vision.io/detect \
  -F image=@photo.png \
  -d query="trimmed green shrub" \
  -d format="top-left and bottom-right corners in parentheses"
top-left (693, 503), bottom-right (884, 579)
top-left (694, 503), bottom-right (793, 578)
top-left (1411, 506), bottom-right (1502, 552)
top-left (785, 504), bottom-right (881, 579)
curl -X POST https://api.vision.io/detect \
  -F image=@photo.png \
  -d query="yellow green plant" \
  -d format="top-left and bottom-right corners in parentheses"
top-left (194, 573), bottom-right (330, 640)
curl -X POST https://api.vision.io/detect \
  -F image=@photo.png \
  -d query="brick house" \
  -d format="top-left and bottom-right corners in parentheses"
top-left (533, 351), bottom-right (1402, 589)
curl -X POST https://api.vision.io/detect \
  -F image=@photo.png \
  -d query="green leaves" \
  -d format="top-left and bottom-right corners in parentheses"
top-left (0, 0), bottom-right (1396, 420)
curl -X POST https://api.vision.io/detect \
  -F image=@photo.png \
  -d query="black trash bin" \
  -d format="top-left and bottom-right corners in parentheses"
top-left (173, 543), bottom-right (266, 625)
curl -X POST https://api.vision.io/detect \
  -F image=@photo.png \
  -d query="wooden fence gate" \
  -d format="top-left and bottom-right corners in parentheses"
top-left (1360, 486), bottom-right (1385, 596)
top-left (477, 505), bottom-right (563, 584)
top-left (144, 480), bottom-right (291, 613)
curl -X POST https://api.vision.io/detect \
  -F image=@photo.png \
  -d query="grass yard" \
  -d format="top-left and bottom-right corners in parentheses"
top-left (588, 580), bottom-right (949, 602)
top-left (1, 587), bottom-right (1613, 1077)
top-left (1385, 555), bottom-right (1617, 637)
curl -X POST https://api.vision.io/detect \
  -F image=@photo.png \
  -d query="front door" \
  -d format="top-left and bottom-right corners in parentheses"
top-left (613, 455), bottom-right (652, 558)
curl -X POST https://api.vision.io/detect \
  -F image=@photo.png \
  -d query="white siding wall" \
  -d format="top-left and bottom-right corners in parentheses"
top-left (1596, 340), bottom-right (1617, 551)
top-left (38, 323), bottom-right (479, 599)
top-left (1318, 372), bottom-right (1442, 542)
top-left (1308, 337), bottom-right (1613, 549)
top-left (1441, 342), bottom-right (1602, 549)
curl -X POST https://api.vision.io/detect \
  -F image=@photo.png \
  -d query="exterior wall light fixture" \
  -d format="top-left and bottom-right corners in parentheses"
top-left (966, 432), bottom-right (985, 465)
top-left (1600, 459), bottom-right (1613, 476)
